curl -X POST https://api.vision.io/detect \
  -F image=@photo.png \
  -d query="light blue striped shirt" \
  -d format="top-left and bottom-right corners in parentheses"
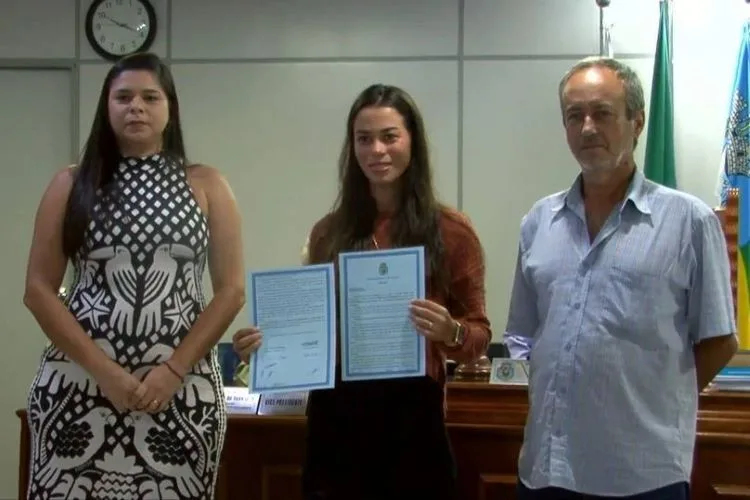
top-left (505, 170), bottom-right (736, 496)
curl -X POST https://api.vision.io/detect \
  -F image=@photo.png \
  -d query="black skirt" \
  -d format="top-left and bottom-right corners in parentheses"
top-left (302, 370), bottom-right (457, 500)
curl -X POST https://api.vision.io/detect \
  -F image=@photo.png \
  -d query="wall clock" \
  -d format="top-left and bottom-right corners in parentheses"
top-left (85, 0), bottom-right (157, 61)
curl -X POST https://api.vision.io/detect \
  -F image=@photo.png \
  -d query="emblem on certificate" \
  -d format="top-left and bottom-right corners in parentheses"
top-left (378, 262), bottom-right (388, 276)
top-left (489, 359), bottom-right (529, 385)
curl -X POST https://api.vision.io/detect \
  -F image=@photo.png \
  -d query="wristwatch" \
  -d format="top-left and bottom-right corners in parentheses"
top-left (446, 320), bottom-right (465, 347)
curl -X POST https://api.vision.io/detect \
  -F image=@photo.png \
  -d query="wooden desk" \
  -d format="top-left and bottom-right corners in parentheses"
top-left (445, 383), bottom-right (750, 500)
top-left (16, 383), bottom-right (750, 500)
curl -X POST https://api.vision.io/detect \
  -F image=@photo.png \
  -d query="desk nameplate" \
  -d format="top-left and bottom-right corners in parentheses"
top-left (224, 386), bottom-right (261, 414)
top-left (258, 391), bottom-right (309, 416)
top-left (489, 359), bottom-right (529, 385)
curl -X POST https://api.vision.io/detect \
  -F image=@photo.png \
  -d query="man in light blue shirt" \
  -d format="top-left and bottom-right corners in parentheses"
top-left (506, 56), bottom-right (738, 499)
top-left (505, 332), bottom-right (532, 360)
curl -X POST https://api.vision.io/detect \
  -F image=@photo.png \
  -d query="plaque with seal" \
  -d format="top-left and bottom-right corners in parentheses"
top-left (257, 391), bottom-right (309, 416)
top-left (489, 358), bottom-right (529, 385)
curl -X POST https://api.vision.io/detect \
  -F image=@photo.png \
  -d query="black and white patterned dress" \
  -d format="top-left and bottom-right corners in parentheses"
top-left (26, 154), bottom-right (226, 500)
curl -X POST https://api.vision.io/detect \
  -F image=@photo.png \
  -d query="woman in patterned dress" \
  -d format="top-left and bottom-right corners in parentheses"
top-left (23, 52), bottom-right (245, 499)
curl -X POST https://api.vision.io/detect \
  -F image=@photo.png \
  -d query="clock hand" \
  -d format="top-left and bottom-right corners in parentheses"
top-left (103, 14), bottom-right (138, 33)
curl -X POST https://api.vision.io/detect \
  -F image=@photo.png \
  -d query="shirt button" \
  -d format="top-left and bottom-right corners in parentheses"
top-left (573, 302), bottom-right (581, 310)
top-left (565, 343), bottom-right (572, 352)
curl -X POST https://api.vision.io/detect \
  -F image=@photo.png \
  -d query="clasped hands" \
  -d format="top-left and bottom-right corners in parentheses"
top-left (97, 359), bottom-right (186, 414)
top-left (232, 298), bottom-right (458, 363)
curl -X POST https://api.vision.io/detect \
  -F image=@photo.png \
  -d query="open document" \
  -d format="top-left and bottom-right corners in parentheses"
top-left (247, 263), bottom-right (336, 394)
top-left (338, 246), bottom-right (426, 381)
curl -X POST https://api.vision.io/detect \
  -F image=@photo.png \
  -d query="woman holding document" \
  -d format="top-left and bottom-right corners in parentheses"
top-left (23, 52), bottom-right (244, 499)
top-left (233, 83), bottom-right (491, 500)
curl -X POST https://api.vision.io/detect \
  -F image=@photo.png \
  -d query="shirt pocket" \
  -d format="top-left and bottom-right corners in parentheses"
top-left (598, 265), bottom-right (674, 351)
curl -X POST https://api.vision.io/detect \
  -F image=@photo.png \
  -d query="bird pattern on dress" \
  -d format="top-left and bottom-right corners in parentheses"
top-left (25, 154), bottom-right (226, 500)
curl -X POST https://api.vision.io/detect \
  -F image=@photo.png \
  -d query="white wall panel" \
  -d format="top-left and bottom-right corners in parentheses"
top-left (78, 63), bottom-right (111, 151)
top-left (463, 0), bottom-right (599, 56)
top-left (0, 1), bottom-right (76, 58)
top-left (0, 69), bottom-right (72, 499)
top-left (606, 0), bottom-right (660, 55)
top-left (170, 0), bottom-right (459, 59)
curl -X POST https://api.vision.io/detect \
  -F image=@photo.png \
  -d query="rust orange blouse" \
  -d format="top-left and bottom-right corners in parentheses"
top-left (306, 206), bottom-right (492, 388)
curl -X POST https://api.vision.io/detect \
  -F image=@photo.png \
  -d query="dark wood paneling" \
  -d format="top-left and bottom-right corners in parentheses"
top-left (17, 383), bottom-right (750, 500)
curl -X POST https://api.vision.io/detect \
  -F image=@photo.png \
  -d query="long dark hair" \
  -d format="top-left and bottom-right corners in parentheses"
top-left (311, 84), bottom-right (448, 293)
top-left (62, 52), bottom-right (186, 258)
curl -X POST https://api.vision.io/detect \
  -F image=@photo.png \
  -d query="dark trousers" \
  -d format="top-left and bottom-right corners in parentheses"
top-left (301, 374), bottom-right (457, 500)
top-left (517, 480), bottom-right (690, 500)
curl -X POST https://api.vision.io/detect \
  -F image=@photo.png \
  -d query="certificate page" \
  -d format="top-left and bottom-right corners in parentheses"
top-left (248, 263), bottom-right (336, 394)
top-left (338, 246), bottom-right (426, 381)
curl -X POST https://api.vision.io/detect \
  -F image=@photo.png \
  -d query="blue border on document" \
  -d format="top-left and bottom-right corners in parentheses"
top-left (248, 264), bottom-right (335, 393)
top-left (339, 247), bottom-right (425, 381)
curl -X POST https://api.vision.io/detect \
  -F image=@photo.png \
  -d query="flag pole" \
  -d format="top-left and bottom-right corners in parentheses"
top-left (595, 0), bottom-right (611, 55)
top-left (599, 6), bottom-right (604, 56)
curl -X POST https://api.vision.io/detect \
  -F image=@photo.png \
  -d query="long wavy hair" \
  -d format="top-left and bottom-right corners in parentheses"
top-left (310, 84), bottom-right (448, 294)
top-left (62, 52), bottom-right (186, 258)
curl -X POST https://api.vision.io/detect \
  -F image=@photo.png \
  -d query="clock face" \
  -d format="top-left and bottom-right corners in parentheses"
top-left (86, 0), bottom-right (157, 60)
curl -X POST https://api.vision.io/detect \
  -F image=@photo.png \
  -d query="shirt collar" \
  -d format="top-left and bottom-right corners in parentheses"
top-left (551, 168), bottom-right (652, 215)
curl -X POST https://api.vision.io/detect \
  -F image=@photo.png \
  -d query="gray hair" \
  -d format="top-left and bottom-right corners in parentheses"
top-left (558, 56), bottom-right (645, 120)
